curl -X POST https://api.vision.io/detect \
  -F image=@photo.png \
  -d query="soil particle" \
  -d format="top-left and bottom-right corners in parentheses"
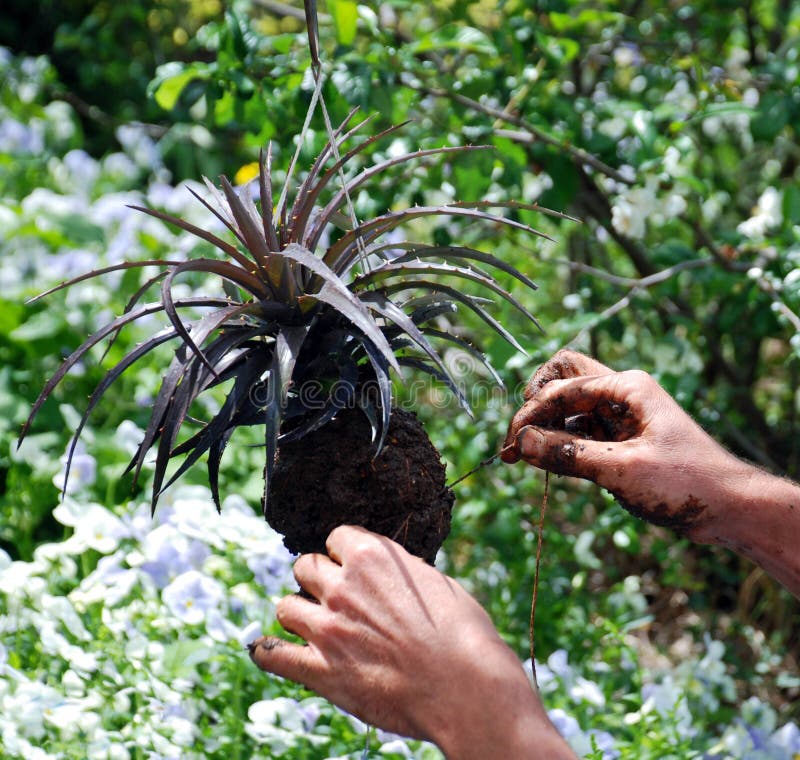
top-left (267, 408), bottom-right (453, 564)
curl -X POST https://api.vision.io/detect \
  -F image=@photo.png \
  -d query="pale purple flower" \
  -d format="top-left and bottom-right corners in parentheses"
top-left (63, 149), bottom-right (100, 190)
top-left (162, 570), bottom-right (223, 625)
top-left (52, 441), bottom-right (96, 496)
top-left (116, 124), bottom-right (162, 170)
top-left (588, 730), bottom-right (620, 759)
top-left (246, 551), bottom-right (295, 596)
top-left (548, 708), bottom-right (582, 740)
top-left (47, 250), bottom-right (98, 282)
top-left (239, 620), bottom-right (263, 648)
top-left (205, 609), bottom-right (241, 643)
top-left (0, 117), bottom-right (43, 153)
top-left (547, 649), bottom-right (573, 678)
top-left (139, 524), bottom-right (210, 588)
top-left (115, 420), bottom-right (144, 458)
top-left (767, 722), bottom-right (800, 755)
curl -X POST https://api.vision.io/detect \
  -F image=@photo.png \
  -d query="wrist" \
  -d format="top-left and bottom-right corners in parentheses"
top-left (424, 641), bottom-right (575, 760)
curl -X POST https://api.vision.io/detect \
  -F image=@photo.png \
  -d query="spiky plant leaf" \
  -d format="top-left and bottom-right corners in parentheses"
top-left (20, 118), bottom-right (564, 512)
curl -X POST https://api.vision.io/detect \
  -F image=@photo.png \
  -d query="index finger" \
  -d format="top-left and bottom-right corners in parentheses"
top-left (325, 524), bottom-right (384, 565)
top-left (502, 373), bottom-right (640, 460)
top-left (524, 349), bottom-right (613, 400)
top-left (248, 635), bottom-right (326, 687)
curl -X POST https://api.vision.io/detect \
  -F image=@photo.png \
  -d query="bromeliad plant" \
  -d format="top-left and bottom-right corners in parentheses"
top-left (21, 113), bottom-right (561, 561)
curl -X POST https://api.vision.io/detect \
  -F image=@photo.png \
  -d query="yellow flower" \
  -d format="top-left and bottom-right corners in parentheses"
top-left (234, 161), bottom-right (260, 186)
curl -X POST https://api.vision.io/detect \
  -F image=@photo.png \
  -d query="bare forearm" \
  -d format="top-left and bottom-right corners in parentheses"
top-left (706, 464), bottom-right (800, 597)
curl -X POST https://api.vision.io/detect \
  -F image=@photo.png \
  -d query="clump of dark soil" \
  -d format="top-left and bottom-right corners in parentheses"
top-left (267, 408), bottom-right (453, 564)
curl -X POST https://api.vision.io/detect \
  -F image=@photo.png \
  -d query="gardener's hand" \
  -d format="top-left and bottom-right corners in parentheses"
top-left (501, 349), bottom-right (753, 541)
top-left (249, 525), bottom-right (575, 759)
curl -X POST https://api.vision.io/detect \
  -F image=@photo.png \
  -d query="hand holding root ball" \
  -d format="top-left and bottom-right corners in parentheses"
top-left (249, 525), bottom-right (573, 759)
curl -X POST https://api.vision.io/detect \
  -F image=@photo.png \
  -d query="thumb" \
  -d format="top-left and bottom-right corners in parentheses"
top-left (515, 425), bottom-right (619, 483)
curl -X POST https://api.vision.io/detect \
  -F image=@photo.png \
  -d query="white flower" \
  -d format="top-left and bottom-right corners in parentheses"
top-left (73, 505), bottom-right (129, 555)
top-left (663, 193), bottom-right (687, 218)
top-left (569, 676), bottom-right (606, 707)
top-left (738, 187), bottom-right (783, 240)
top-left (598, 116), bottom-right (627, 140)
top-left (60, 669), bottom-right (85, 697)
top-left (38, 594), bottom-right (90, 641)
top-left (246, 697), bottom-right (324, 750)
top-left (663, 146), bottom-right (683, 177)
top-left (163, 714), bottom-right (197, 747)
top-left (71, 551), bottom-right (139, 608)
top-left (378, 739), bottom-right (413, 756)
top-left (162, 569), bottom-right (223, 625)
top-left (641, 676), bottom-right (694, 736)
top-left (2, 681), bottom-right (62, 739)
top-left (0, 560), bottom-right (47, 599)
top-left (115, 420), bottom-right (144, 457)
top-left (62, 149), bottom-right (100, 191)
top-left (611, 184), bottom-right (657, 239)
top-left (522, 171), bottom-right (553, 202)
top-left (44, 699), bottom-right (101, 738)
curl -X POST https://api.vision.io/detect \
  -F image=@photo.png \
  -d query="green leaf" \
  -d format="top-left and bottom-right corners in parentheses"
top-left (330, 0), bottom-right (359, 47)
top-left (784, 184), bottom-right (800, 225)
top-left (151, 62), bottom-right (209, 111)
top-left (161, 640), bottom-right (213, 680)
top-left (535, 32), bottom-right (580, 63)
top-left (548, 10), bottom-right (625, 33)
top-left (751, 93), bottom-right (789, 141)
top-left (412, 25), bottom-right (497, 56)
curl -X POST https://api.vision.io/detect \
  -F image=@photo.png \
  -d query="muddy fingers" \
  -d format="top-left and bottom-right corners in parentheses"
top-left (513, 425), bottom-right (615, 482)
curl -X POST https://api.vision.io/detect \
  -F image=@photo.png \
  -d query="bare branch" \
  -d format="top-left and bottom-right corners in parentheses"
top-left (415, 85), bottom-right (632, 185)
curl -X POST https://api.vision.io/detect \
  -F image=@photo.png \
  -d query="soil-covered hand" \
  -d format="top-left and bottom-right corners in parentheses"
top-left (249, 525), bottom-right (574, 759)
top-left (501, 349), bottom-right (752, 541)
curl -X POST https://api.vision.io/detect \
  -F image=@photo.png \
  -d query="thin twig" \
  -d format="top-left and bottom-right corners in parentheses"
top-left (560, 256), bottom-right (714, 289)
top-left (566, 258), bottom-right (717, 348)
top-left (414, 85), bottom-right (632, 185)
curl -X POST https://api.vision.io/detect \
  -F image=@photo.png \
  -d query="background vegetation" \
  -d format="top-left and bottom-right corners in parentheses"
top-left (1, 0), bottom-right (799, 757)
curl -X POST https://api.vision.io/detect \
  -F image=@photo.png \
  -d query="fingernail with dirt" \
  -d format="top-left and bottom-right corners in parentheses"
top-left (517, 426), bottom-right (546, 459)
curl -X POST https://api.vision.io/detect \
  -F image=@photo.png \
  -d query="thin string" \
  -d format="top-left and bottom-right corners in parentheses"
top-left (444, 440), bottom-right (518, 489)
top-left (302, 1), bottom-right (371, 274)
top-left (276, 72), bottom-right (324, 221)
top-left (529, 470), bottom-right (549, 689)
top-left (444, 446), bottom-right (551, 691)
